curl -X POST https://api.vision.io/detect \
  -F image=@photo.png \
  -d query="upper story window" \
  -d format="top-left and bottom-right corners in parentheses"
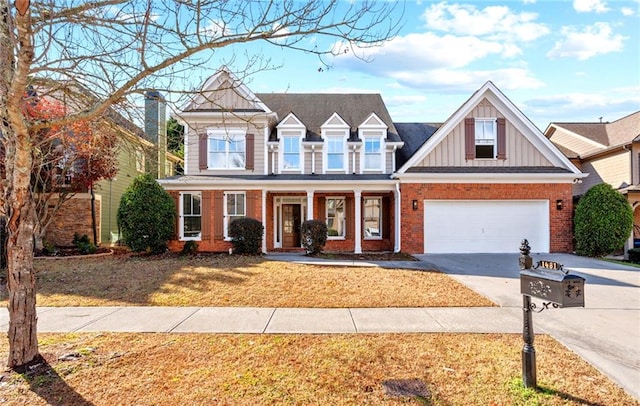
top-left (363, 137), bottom-right (382, 170)
top-left (475, 119), bottom-right (496, 159)
top-left (180, 192), bottom-right (202, 240)
top-left (326, 137), bottom-right (345, 170)
top-left (207, 129), bottom-right (246, 169)
top-left (283, 136), bottom-right (301, 170)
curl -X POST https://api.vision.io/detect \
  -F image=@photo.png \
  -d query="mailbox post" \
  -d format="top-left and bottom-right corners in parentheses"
top-left (519, 251), bottom-right (585, 389)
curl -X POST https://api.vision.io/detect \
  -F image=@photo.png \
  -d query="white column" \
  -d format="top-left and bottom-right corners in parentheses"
top-left (354, 189), bottom-right (362, 254)
top-left (394, 183), bottom-right (401, 253)
top-left (306, 190), bottom-right (314, 221)
top-left (262, 189), bottom-right (267, 253)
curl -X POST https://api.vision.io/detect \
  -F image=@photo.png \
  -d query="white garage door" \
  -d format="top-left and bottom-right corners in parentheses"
top-left (423, 200), bottom-right (549, 253)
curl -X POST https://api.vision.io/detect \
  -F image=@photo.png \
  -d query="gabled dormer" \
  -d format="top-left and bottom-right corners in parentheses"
top-left (277, 113), bottom-right (306, 173)
top-left (358, 113), bottom-right (388, 173)
top-left (321, 113), bottom-right (350, 174)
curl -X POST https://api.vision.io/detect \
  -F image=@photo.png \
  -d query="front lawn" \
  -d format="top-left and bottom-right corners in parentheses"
top-left (0, 333), bottom-right (636, 405)
top-left (0, 254), bottom-right (493, 307)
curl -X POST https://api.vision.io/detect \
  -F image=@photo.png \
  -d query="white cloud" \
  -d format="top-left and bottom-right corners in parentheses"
top-left (547, 22), bottom-right (625, 60)
top-left (621, 7), bottom-right (635, 16)
top-left (573, 0), bottom-right (610, 13)
top-left (390, 68), bottom-right (544, 92)
top-left (423, 2), bottom-right (550, 42)
top-left (523, 0), bottom-right (537, 4)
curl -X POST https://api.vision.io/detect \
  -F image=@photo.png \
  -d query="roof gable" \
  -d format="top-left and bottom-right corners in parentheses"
top-left (360, 113), bottom-right (387, 129)
top-left (548, 110), bottom-right (640, 150)
top-left (322, 112), bottom-right (349, 128)
top-left (181, 66), bottom-right (270, 113)
top-left (278, 112), bottom-right (305, 128)
top-left (397, 81), bottom-right (581, 175)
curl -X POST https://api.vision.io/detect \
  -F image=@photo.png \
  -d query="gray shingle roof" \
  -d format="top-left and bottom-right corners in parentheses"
top-left (393, 123), bottom-right (441, 169)
top-left (552, 111), bottom-right (640, 148)
top-left (256, 93), bottom-right (401, 143)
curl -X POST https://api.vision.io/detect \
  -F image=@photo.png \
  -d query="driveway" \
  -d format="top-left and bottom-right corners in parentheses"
top-left (416, 253), bottom-right (640, 401)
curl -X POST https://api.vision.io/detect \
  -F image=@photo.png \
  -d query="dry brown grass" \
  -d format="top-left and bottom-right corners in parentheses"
top-left (1, 333), bottom-right (636, 405)
top-left (0, 254), bottom-right (493, 307)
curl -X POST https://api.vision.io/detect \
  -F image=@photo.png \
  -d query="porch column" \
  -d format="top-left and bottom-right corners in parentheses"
top-left (306, 190), bottom-right (314, 221)
top-left (394, 183), bottom-right (401, 253)
top-left (262, 189), bottom-right (267, 254)
top-left (354, 189), bottom-right (362, 254)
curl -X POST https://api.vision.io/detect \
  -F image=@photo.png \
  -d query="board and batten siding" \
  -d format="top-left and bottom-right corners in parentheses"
top-left (416, 99), bottom-right (553, 167)
top-left (574, 150), bottom-right (630, 195)
top-left (185, 119), bottom-right (266, 175)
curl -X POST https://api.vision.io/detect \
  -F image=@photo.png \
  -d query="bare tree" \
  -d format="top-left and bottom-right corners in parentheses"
top-left (0, 0), bottom-right (402, 368)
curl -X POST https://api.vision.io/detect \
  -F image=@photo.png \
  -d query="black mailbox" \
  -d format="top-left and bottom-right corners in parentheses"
top-left (520, 262), bottom-right (585, 308)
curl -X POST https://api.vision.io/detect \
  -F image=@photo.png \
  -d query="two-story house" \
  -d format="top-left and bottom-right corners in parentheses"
top-left (159, 67), bottom-right (584, 254)
top-left (545, 111), bottom-right (640, 250)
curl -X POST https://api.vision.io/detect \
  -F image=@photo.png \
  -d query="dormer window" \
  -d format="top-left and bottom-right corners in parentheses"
top-left (283, 135), bottom-right (301, 170)
top-left (326, 137), bottom-right (345, 170)
top-left (363, 137), bottom-right (382, 170)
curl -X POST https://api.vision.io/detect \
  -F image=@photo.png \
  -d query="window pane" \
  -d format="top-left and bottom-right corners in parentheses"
top-left (183, 194), bottom-right (192, 215)
top-left (365, 138), bottom-right (381, 153)
top-left (328, 138), bottom-right (343, 153)
top-left (476, 145), bottom-right (494, 158)
top-left (229, 152), bottom-right (245, 168)
top-left (364, 198), bottom-right (381, 238)
top-left (326, 198), bottom-right (345, 237)
top-left (364, 154), bottom-right (381, 170)
top-left (183, 217), bottom-right (201, 238)
top-left (283, 153), bottom-right (299, 169)
top-left (182, 193), bottom-right (202, 239)
top-left (192, 194), bottom-right (201, 215)
top-left (327, 154), bottom-right (343, 169)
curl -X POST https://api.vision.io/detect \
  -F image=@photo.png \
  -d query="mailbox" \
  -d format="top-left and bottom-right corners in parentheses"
top-left (520, 262), bottom-right (585, 308)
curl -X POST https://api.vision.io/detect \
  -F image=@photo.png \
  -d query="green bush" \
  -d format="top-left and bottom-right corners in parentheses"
top-left (301, 219), bottom-right (328, 255)
top-left (228, 217), bottom-right (264, 255)
top-left (628, 248), bottom-right (640, 263)
top-left (117, 174), bottom-right (175, 254)
top-left (574, 183), bottom-right (633, 257)
top-left (181, 240), bottom-right (199, 256)
top-left (72, 233), bottom-right (97, 255)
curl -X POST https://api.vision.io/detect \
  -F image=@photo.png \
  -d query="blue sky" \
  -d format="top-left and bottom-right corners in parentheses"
top-left (219, 0), bottom-right (639, 131)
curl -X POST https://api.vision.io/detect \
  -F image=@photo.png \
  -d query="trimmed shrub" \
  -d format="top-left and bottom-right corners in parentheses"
top-left (229, 217), bottom-right (264, 255)
top-left (301, 219), bottom-right (328, 255)
top-left (181, 240), bottom-right (199, 256)
top-left (72, 233), bottom-right (97, 255)
top-left (574, 183), bottom-right (633, 257)
top-left (628, 248), bottom-right (640, 263)
top-left (117, 174), bottom-right (175, 254)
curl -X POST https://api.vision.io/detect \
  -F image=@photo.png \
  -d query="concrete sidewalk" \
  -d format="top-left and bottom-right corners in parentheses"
top-left (0, 306), bottom-right (522, 334)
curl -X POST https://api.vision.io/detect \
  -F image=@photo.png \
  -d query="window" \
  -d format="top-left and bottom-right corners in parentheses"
top-left (283, 136), bottom-right (300, 170)
top-left (327, 137), bottom-right (344, 170)
top-left (475, 119), bottom-right (496, 159)
top-left (135, 148), bottom-right (145, 172)
top-left (207, 130), bottom-right (246, 169)
top-left (364, 138), bottom-right (382, 170)
top-left (224, 192), bottom-right (245, 238)
top-left (326, 197), bottom-right (345, 238)
top-left (181, 192), bottom-right (201, 240)
top-left (363, 198), bottom-right (382, 239)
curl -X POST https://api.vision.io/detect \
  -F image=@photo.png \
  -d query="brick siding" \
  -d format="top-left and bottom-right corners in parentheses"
top-left (400, 183), bottom-right (574, 254)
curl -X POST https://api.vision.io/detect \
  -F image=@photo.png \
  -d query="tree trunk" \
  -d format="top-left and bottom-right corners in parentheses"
top-left (6, 197), bottom-right (39, 368)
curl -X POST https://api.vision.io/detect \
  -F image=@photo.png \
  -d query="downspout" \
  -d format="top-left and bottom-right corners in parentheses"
top-left (394, 182), bottom-right (401, 253)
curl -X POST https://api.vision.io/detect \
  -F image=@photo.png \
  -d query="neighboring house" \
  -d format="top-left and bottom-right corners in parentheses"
top-left (46, 91), bottom-right (182, 246)
top-left (544, 111), bottom-right (640, 250)
top-left (159, 67), bottom-right (584, 254)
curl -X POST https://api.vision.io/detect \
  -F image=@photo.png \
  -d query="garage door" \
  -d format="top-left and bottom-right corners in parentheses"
top-left (423, 200), bottom-right (549, 253)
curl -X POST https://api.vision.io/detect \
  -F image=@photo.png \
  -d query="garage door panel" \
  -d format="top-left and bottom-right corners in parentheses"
top-left (424, 200), bottom-right (549, 253)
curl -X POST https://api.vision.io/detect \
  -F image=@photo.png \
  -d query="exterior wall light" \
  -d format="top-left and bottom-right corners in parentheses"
top-left (412, 200), bottom-right (418, 211)
top-left (556, 199), bottom-right (563, 210)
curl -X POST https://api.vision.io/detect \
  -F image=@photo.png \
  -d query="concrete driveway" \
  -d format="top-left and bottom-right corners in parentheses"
top-left (416, 253), bottom-right (640, 401)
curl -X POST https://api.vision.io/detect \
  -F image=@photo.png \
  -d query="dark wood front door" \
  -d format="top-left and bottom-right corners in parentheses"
top-left (283, 204), bottom-right (302, 248)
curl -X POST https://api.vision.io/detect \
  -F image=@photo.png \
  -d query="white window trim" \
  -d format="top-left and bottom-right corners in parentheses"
top-left (280, 134), bottom-right (303, 172)
top-left (223, 191), bottom-right (246, 240)
top-left (361, 135), bottom-right (385, 172)
top-left (474, 118), bottom-right (497, 159)
top-left (363, 196), bottom-right (383, 240)
top-left (179, 191), bottom-right (202, 241)
top-left (324, 136), bottom-right (348, 173)
top-left (207, 128), bottom-right (247, 169)
top-left (326, 196), bottom-right (346, 240)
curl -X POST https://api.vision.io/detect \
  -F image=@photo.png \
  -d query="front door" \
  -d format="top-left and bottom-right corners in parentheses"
top-left (283, 204), bottom-right (302, 248)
